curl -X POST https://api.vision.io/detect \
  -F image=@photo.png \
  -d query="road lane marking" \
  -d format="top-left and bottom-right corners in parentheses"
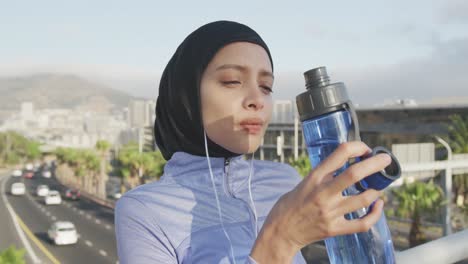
top-left (99, 250), bottom-right (107, 257)
top-left (105, 225), bottom-right (111, 230)
top-left (86, 214), bottom-right (91, 219)
top-left (79, 210), bottom-right (84, 215)
top-left (1, 175), bottom-right (41, 264)
top-left (85, 240), bottom-right (93, 247)
top-left (51, 216), bottom-right (57, 221)
top-left (16, 215), bottom-right (61, 264)
top-left (95, 219), bottom-right (101, 224)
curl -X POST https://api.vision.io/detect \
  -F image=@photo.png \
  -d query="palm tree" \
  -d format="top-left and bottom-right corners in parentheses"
top-left (53, 148), bottom-right (99, 192)
top-left (95, 140), bottom-right (111, 199)
top-left (392, 180), bottom-right (444, 247)
top-left (447, 115), bottom-right (468, 153)
top-left (447, 114), bottom-right (468, 206)
top-left (145, 151), bottom-right (166, 182)
top-left (116, 143), bottom-right (167, 189)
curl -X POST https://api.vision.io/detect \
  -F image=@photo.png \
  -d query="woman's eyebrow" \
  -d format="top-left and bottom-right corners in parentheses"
top-left (215, 64), bottom-right (274, 79)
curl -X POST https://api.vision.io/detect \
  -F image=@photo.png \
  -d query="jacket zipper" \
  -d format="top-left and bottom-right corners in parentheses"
top-left (224, 157), bottom-right (258, 237)
top-left (224, 157), bottom-right (233, 196)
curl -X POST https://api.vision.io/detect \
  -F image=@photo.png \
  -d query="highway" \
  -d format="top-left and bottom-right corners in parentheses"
top-left (1, 171), bottom-right (118, 264)
top-left (1, 169), bottom-right (330, 264)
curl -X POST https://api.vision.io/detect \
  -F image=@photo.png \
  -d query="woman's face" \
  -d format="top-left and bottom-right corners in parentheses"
top-left (200, 42), bottom-right (274, 155)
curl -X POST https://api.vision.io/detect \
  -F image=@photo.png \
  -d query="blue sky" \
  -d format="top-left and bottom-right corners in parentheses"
top-left (1, 0), bottom-right (467, 105)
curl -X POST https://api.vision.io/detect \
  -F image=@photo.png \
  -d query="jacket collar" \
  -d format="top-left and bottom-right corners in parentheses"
top-left (163, 151), bottom-right (246, 179)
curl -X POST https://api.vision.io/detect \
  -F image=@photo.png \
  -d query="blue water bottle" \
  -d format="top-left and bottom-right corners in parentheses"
top-left (296, 67), bottom-right (401, 264)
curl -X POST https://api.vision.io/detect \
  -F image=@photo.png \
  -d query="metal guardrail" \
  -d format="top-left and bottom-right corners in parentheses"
top-left (395, 229), bottom-right (468, 263)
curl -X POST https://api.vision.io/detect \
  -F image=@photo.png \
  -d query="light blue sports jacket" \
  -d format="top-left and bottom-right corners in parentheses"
top-left (115, 151), bottom-right (307, 263)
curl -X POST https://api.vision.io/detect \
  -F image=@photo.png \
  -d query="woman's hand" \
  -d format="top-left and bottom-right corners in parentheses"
top-left (250, 141), bottom-right (391, 263)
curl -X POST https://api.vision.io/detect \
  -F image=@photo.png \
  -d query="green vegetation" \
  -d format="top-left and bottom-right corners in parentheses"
top-left (0, 131), bottom-right (41, 167)
top-left (392, 180), bottom-right (444, 247)
top-left (116, 142), bottom-right (166, 190)
top-left (54, 141), bottom-right (166, 195)
top-left (288, 154), bottom-right (311, 178)
top-left (0, 245), bottom-right (26, 264)
top-left (447, 114), bottom-right (468, 207)
top-left (54, 147), bottom-right (100, 194)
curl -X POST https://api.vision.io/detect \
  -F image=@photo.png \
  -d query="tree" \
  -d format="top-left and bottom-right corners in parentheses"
top-left (95, 140), bottom-right (112, 199)
top-left (54, 147), bottom-right (99, 193)
top-left (145, 151), bottom-right (166, 181)
top-left (0, 245), bottom-right (25, 264)
top-left (392, 180), bottom-right (444, 247)
top-left (0, 131), bottom-right (41, 166)
top-left (288, 154), bottom-right (311, 178)
top-left (116, 142), bottom-right (166, 190)
top-left (447, 114), bottom-right (468, 153)
top-left (447, 114), bottom-right (468, 206)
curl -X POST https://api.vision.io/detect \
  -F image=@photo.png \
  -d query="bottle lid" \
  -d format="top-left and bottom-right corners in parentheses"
top-left (296, 67), bottom-right (351, 121)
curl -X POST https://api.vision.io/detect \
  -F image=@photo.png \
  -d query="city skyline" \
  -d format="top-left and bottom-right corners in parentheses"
top-left (0, 1), bottom-right (467, 105)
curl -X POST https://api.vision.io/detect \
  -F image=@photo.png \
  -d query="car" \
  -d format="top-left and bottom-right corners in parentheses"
top-left (25, 163), bottom-right (34, 171)
top-left (36, 185), bottom-right (49, 197)
top-left (42, 171), bottom-right (51, 178)
top-left (47, 221), bottom-right (79, 245)
top-left (10, 182), bottom-right (26, 195)
top-left (113, 192), bottom-right (122, 199)
top-left (23, 170), bottom-right (34, 179)
top-left (12, 169), bottom-right (22, 177)
top-left (34, 162), bottom-right (41, 171)
top-left (45, 190), bottom-right (62, 205)
top-left (64, 189), bottom-right (80, 200)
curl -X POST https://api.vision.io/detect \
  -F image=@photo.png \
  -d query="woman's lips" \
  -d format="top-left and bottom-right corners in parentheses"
top-left (239, 118), bottom-right (264, 134)
top-left (240, 124), bottom-right (263, 134)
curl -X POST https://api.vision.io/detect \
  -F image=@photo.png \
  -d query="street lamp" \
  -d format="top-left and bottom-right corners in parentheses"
top-left (435, 136), bottom-right (452, 236)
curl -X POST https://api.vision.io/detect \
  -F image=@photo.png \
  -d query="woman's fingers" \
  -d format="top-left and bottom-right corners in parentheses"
top-left (334, 189), bottom-right (383, 218)
top-left (333, 199), bottom-right (384, 236)
top-left (326, 153), bottom-right (391, 195)
top-left (306, 142), bottom-right (371, 186)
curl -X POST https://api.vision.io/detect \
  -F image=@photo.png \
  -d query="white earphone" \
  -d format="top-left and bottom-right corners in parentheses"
top-left (204, 131), bottom-right (257, 264)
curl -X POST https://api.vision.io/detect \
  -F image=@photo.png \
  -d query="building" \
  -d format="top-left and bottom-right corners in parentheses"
top-left (255, 100), bottom-right (306, 162)
top-left (0, 102), bottom-right (128, 149)
top-left (257, 101), bottom-right (468, 164)
top-left (128, 99), bottom-right (156, 128)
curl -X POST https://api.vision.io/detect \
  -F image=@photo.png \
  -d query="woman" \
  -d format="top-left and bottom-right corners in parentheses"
top-left (115, 20), bottom-right (390, 264)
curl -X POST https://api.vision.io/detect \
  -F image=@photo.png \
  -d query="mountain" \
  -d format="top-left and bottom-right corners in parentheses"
top-left (0, 73), bottom-right (133, 111)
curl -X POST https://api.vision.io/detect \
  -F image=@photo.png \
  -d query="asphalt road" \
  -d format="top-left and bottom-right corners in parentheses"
top-left (1, 169), bottom-right (331, 264)
top-left (0, 173), bottom-right (24, 251)
top-left (3, 171), bottom-right (118, 264)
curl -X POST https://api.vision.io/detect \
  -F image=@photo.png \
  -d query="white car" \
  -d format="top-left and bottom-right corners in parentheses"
top-left (36, 185), bottom-right (49, 197)
top-left (42, 171), bottom-right (51, 178)
top-left (12, 169), bottom-right (22, 177)
top-left (45, 190), bottom-right (62, 205)
top-left (25, 163), bottom-right (33, 171)
top-left (10, 182), bottom-right (26, 195)
top-left (48, 221), bottom-right (79, 245)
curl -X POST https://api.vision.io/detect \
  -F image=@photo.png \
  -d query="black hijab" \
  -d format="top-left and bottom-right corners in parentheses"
top-left (154, 20), bottom-right (273, 161)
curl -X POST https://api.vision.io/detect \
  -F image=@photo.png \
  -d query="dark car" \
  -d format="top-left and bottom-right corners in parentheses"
top-left (65, 189), bottom-right (81, 200)
top-left (23, 170), bottom-right (34, 179)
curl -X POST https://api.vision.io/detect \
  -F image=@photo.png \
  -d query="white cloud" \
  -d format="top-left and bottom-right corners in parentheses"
top-left (273, 36), bottom-right (468, 106)
top-left (438, 0), bottom-right (468, 23)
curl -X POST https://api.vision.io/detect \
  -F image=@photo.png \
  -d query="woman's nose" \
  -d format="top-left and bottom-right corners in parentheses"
top-left (243, 83), bottom-right (265, 111)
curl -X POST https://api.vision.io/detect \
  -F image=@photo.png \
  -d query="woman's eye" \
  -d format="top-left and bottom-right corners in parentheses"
top-left (261, 86), bottom-right (273, 94)
top-left (221, 81), bottom-right (241, 87)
